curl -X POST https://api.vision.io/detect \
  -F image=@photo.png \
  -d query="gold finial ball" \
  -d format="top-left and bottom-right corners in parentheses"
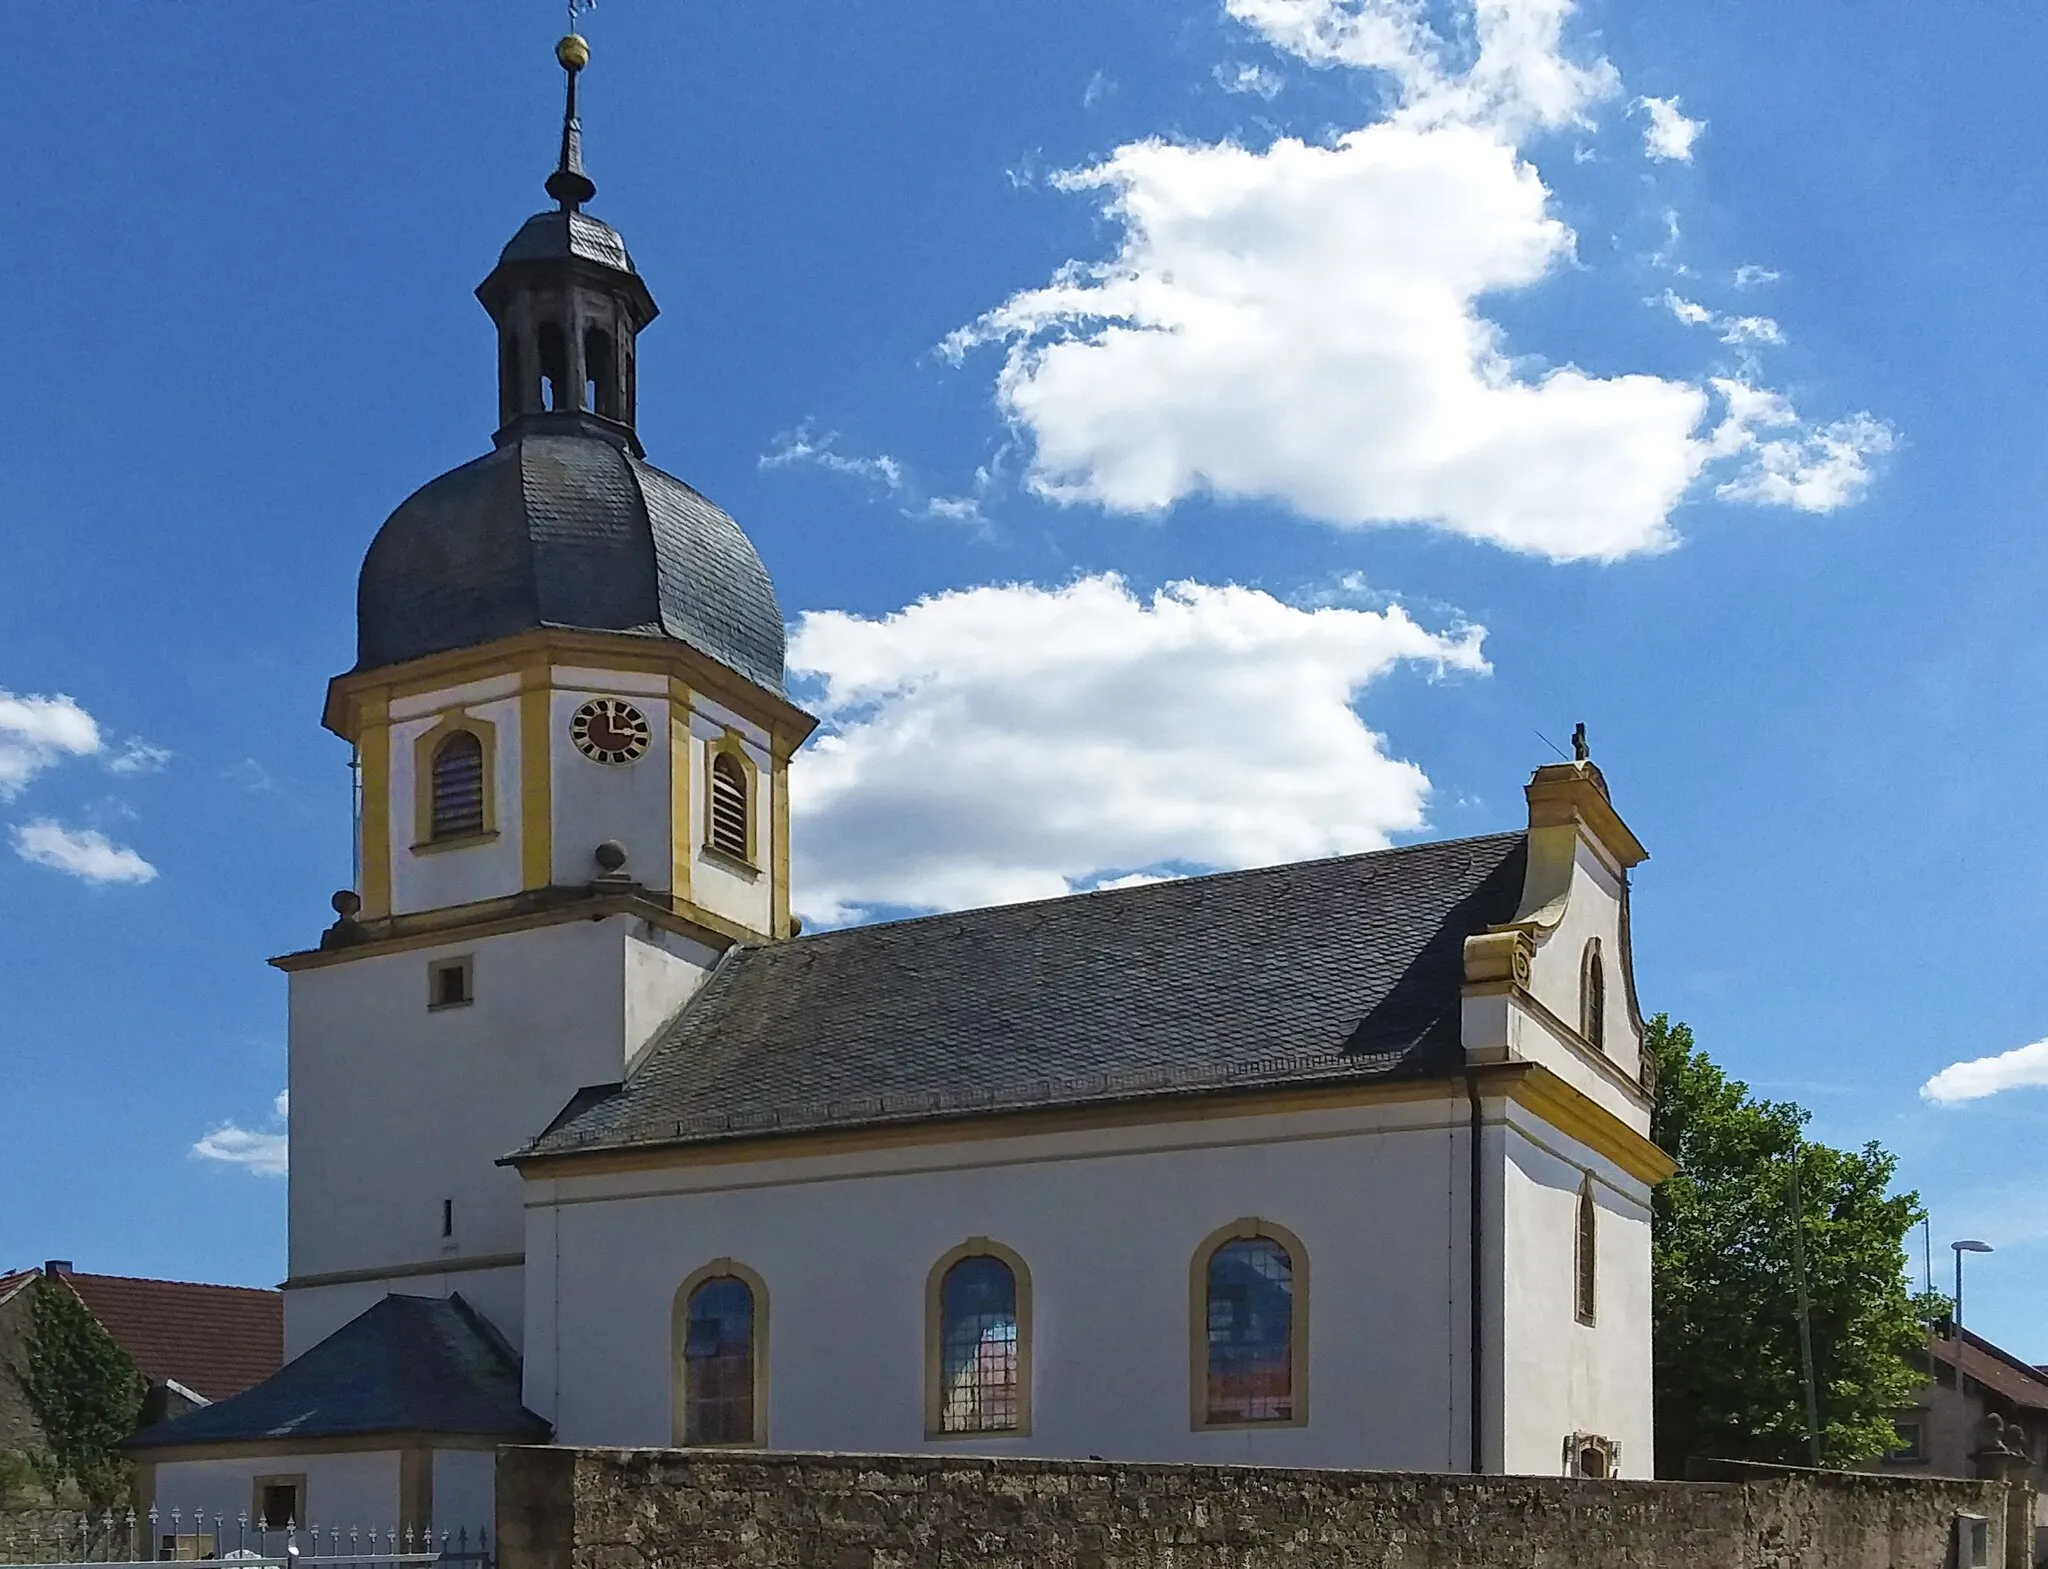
top-left (556, 33), bottom-right (590, 71)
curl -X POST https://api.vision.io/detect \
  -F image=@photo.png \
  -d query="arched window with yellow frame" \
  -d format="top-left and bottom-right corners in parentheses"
top-left (411, 712), bottom-right (497, 850)
top-left (925, 1239), bottom-right (1032, 1438)
top-left (1191, 1218), bottom-right (1308, 1430)
top-left (706, 745), bottom-right (754, 864)
top-left (671, 1260), bottom-right (769, 1447)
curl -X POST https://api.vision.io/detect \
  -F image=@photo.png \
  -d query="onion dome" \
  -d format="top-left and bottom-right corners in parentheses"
top-left (353, 33), bottom-right (786, 695)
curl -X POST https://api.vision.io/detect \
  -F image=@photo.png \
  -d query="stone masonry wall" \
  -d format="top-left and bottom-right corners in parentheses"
top-left (500, 1447), bottom-right (2024, 1569)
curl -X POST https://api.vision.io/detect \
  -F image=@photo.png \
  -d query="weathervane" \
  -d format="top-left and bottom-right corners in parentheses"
top-left (546, 0), bottom-right (600, 212)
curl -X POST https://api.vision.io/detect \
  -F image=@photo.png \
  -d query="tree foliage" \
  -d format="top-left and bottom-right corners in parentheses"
top-left (1649, 1014), bottom-right (1933, 1475)
top-left (19, 1279), bottom-right (143, 1508)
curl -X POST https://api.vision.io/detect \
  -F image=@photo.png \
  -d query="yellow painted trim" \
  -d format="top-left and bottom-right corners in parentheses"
top-left (771, 754), bottom-right (791, 938)
top-left (925, 1238), bottom-right (1034, 1440)
top-left (1525, 760), bottom-right (1648, 869)
top-left (512, 1076), bottom-right (1460, 1179)
top-left (358, 711), bottom-right (392, 919)
top-left (671, 1259), bottom-right (771, 1447)
top-left (668, 678), bottom-right (693, 902)
top-left (1189, 1217), bottom-right (1310, 1432)
top-left (410, 709), bottom-right (499, 849)
top-left (1507, 1064), bottom-right (1676, 1185)
top-left (520, 662), bottom-right (553, 890)
top-left (270, 889), bottom-right (752, 972)
top-left (325, 629), bottom-right (818, 755)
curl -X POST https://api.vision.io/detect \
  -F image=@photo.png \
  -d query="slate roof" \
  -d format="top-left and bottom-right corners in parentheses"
top-left (126, 1294), bottom-right (549, 1451)
top-left (57, 1271), bottom-right (282, 1402)
top-left (497, 209), bottom-right (638, 274)
top-left (355, 431), bottom-right (787, 694)
top-left (521, 831), bottom-right (1528, 1161)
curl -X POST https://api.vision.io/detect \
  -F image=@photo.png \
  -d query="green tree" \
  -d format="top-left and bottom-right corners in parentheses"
top-left (1649, 1014), bottom-right (1934, 1475)
top-left (19, 1278), bottom-right (143, 1508)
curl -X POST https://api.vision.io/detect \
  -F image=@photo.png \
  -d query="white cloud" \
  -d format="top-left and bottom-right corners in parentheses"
top-left (106, 739), bottom-right (171, 776)
top-left (1224, 0), bottom-right (1620, 133)
top-left (1083, 70), bottom-right (1116, 109)
top-left (11, 820), bottom-right (158, 885)
top-left (945, 0), bottom-right (1886, 563)
top-left (1922, 1040), bottom-right (2048, 1106)
top-left (0, 690), bottom-right (101, 799)
top-left (787, 573), bottom-right (1486, 924)
top-left (761, 425), bottom-right (905, 492)
top-left (1662, 291), bottom-right (1714, 327)
top-left (1634, 95), bottom-right (1703, 162)
top-left (193, 1090), bottom-right (289, 1177)
top-left (1734, 264), bottom-right (1781, 289)
top-left (1215, 62), bottom-right (1286, 99)
top-left (1663, 293), bottom-right (1784, 349)
top-left (1708, 380), bottom-right (1894, 512)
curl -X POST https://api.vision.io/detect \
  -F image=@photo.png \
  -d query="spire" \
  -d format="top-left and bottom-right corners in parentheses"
top-left (545, 32), bottom-right (597, 211)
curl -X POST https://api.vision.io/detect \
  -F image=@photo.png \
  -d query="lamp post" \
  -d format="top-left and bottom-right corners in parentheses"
top-left (1951, 1239), bottom-right (1992, 1328)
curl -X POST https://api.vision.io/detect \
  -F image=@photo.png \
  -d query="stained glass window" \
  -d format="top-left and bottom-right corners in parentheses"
top-left (683, 1275), bottom-right (755, 1444)
top-left (1206, 1237), bottom-right (1293, 1424)
top-left (938, 1254), bottom-right (1018, 1433)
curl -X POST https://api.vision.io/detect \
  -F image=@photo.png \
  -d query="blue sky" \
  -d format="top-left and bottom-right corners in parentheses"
top-left (4, 1), bottom-right (2046, 1356)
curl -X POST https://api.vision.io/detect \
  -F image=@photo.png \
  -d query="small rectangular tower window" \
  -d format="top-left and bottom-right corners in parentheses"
top-left (428, 956), bottom-right (473, 1010)
top-left (442, 1198), bottom-right (455, 1238)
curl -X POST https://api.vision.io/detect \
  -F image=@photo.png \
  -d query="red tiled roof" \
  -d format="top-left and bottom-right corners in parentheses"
top-left (1931, 1327), bottom-right (2048, 1414)
top-left (59, 1271), bottom-right (282, 1402)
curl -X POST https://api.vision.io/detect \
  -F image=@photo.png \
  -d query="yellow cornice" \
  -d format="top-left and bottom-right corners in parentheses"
top-left (323, 629), bottom-right (818, 756)
top-left (509, 1060), bottom-right (1676, 1188)
top-left (1525, 761), bottom-right (1648, 871)
top-left (271, 888), bottom-right (756, 972)
top-left (1507, 1063), bottom-right (1676, 1185)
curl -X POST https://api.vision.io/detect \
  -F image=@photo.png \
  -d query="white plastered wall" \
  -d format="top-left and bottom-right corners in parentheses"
top-left (1494, 1107), bottom-right (1655, 1478)
top-left (387, 679), bottom-right (524, 916)
top-left (286, 915), bottom-right (717, 1358)
top-left (523, 1097), bottom-right (1481, 1470)
top-left (147, 1452), bottom-right (400, 1540)
top-left (547, 670), bottom-right (673, 889)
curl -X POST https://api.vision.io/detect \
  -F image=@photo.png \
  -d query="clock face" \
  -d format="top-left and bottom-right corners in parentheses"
top-left (569, 697), bottom-right (652, 765)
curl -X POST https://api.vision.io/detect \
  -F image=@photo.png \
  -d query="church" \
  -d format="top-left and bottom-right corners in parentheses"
top-left (126, 31), bottom-right (1674, 1538)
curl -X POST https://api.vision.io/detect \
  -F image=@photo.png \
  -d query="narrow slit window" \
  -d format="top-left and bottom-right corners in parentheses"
top-left (1205, 1236), bottom-right (1295, 1424)
top-left (682, 1275), bottom-right (757, 1445)
top-left (441, 1199), bottom-right (454, 1238)
top-left (937, 1255), bottom-right (1019, 1433)
top-left (1581, 938), bottom-right (1606, 1050)
top-left (537, 320), bottom-right (568, 411)
top-left (429, 731), bottom-right (486, 840)
top-left (708, 751), bottom-right (750, 861)
top-left (1575, 1177), bottom-right (1597, 1325)
top-left (584, 326), bottom-right (617, 418)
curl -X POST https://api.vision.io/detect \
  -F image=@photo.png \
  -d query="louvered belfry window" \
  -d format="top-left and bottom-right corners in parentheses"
top-left (709, 751), bottom-right (750, 860)
top-left (430, 731), bottom-right (486, 840)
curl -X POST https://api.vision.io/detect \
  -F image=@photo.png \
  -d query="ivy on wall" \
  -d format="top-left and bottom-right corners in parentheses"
top-left (19, 1280), bottom-right (143, 1509)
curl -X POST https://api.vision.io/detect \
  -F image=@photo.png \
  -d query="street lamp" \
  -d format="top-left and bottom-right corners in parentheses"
top-left (1951, 1240), bottom-right (1993, 1328)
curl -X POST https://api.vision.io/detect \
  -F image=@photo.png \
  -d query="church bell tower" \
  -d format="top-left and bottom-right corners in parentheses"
top-left (276, 32), bottom-right (815, 1362)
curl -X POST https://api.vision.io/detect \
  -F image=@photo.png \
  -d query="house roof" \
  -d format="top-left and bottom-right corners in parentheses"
top-left (126, 1294), bottom-right (550, 1451)
top-left (59, 1270), bottom-right (281, 1402)
top-left (519, 830), bottom-right (1529, 1163)
top-left (1931, 1326), bottom-right (2048, 1413)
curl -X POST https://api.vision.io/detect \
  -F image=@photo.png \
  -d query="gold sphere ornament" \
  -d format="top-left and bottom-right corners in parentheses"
top-left (556, 33), bottom-right (590, 71)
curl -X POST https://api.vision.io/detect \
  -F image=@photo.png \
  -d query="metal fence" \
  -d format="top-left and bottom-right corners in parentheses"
top-left (6, 1511), bottom-right (489, 1569)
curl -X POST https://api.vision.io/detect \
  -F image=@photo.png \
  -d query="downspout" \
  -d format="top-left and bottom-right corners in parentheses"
top-left (1466, 1069), bottom-right (1485, 1474)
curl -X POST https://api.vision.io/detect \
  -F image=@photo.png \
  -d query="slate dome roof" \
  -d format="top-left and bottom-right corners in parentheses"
top-left (355, 431), bottom-right (787, 695)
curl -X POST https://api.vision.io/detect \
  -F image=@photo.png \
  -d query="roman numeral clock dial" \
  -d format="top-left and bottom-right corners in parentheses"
top-left (569, 697), bottom-right (652, 765)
